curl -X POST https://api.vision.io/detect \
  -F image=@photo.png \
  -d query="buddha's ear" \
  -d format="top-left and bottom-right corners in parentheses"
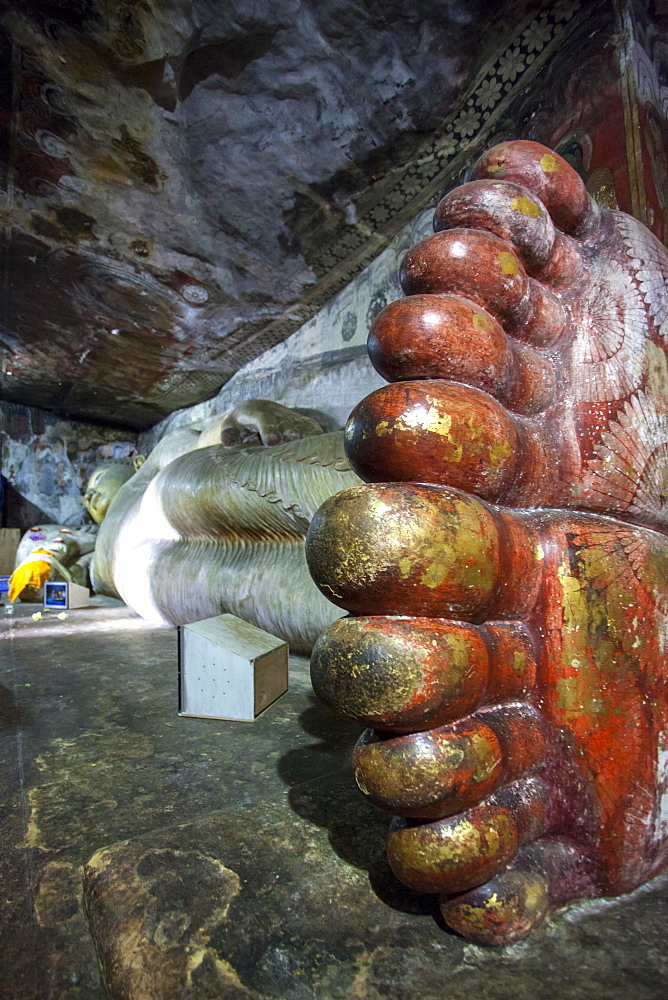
top-left (133, 454), bottom-right (146, 471)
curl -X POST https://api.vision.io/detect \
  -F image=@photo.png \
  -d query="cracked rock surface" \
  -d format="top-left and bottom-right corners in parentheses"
top-left (1, 598), bottom-right (666, 999)
top-left (0, 0), bottom-right (538, 425)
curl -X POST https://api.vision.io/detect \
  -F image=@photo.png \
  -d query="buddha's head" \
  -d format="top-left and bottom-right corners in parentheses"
top-left (84, 456), bottom-right (144, 523)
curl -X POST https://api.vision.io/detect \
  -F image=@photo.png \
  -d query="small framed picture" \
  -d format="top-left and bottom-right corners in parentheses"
top-left (44, 582), bottom-right (68, 608)
top-left (43, 581), bottom-right (90, 610)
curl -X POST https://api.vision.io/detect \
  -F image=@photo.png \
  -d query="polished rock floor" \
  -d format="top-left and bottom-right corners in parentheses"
top-left (1, 597), bottom-right (667, 1000)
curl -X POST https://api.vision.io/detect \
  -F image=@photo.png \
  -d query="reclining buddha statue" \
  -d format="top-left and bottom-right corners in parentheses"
top-left (89, 400), bottom-right (360, 654)
top-left (8, 457), bottom-right (143, 603)
top-left (8, 522), bottom-right (101, 604)
top-left (9, 403), bottom-right (359, 653)
top-left (306, 140), bottom-right (668, 944)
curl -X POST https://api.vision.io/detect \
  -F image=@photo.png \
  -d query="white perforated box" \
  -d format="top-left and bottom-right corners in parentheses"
top-left (178, 614), bottom-right (288, 721)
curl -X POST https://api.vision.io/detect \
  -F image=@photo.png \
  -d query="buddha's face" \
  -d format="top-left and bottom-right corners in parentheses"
top-left (84, 462), bottom-right (136, 523)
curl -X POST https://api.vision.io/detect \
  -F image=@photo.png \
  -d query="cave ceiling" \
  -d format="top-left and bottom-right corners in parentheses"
top-left (0, 0), bottom-right (577, 429)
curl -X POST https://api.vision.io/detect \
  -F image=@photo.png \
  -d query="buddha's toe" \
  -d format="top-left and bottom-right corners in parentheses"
top-left (471, 139), bottom-right (600, 239)
top-left (353, 704), bottom-right (547, 821)
top-left (310, 615), bottom-right (536, 733)
top-left (344, 378), bottom-right (558, 505)
top-left (440, 836), bottom-right (598, 945)
top-left (368, 294), bottom-right (555, 416)
top-left (387, 775), bottom-right (551, 896)
top-left (399, 228), bottom-right (567, 349)
top-left (305, 482), bottom-right (542, 623)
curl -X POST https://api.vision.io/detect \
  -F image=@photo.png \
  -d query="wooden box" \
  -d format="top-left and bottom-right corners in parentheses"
top-left (178, 614), bottom-right (288, 721)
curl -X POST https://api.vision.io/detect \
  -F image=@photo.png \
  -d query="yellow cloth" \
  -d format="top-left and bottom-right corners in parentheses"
top-left (8, 552), bottom-right (54, 603)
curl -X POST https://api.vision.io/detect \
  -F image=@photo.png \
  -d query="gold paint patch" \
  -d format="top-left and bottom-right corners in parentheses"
top-left (420, 562), bottom-right (449, 589)
top-left (540, 153), bottom-right (560, 173)
top-left (397, 407), bottom-right (453, 437)
top-left (498, 251), bottom-right (520, 276)
top-left (488, 437), bottom-right (513, 471)
top-left (510, 196), bottom-right (542, 218)
top-left (512, 650), bottom-right (526, 675)
top-left (398, 556), bottom-right (414, 577)
top-left (443, 442), bottom-right (463, 463)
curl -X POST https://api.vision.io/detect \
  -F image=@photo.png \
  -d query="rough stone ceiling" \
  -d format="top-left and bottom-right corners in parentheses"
top-left (0, 0), bottom-right (553, 429)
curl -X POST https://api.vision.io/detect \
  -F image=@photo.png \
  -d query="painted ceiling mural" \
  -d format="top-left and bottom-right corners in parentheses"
top-left (0, 0), bottom-right (666, 429)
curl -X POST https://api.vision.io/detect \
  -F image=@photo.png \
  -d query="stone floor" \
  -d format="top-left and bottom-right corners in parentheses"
top-left (1, 597), bottom-right (667, 1000)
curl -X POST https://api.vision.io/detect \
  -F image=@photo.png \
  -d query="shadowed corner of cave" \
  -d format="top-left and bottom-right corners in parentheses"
top-left (122, 28), bottom-right (280, 112)
top-left (278, 693), bottom-right (438, 917)
top-left (1, 479), bottom-right (50, 530)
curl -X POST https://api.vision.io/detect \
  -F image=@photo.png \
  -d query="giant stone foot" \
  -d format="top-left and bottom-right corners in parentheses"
top-left (306, 140), bottom-right (668, 945)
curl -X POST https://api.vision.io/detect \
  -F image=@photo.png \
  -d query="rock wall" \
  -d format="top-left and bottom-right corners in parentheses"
top-left (0, 0), bottom-right (532, 427)
top-left (7, 0), bottom-right (662, 432)
top-left (0, 402), bottom-right (138, 529)
top-left (142, 0), bottom-right (668, 452)
top-left (140, 205), bottom-right (434, 448)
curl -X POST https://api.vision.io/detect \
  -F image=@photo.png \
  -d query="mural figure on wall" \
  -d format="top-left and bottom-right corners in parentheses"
top-left (306, 140), bottom-right (668, 944)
